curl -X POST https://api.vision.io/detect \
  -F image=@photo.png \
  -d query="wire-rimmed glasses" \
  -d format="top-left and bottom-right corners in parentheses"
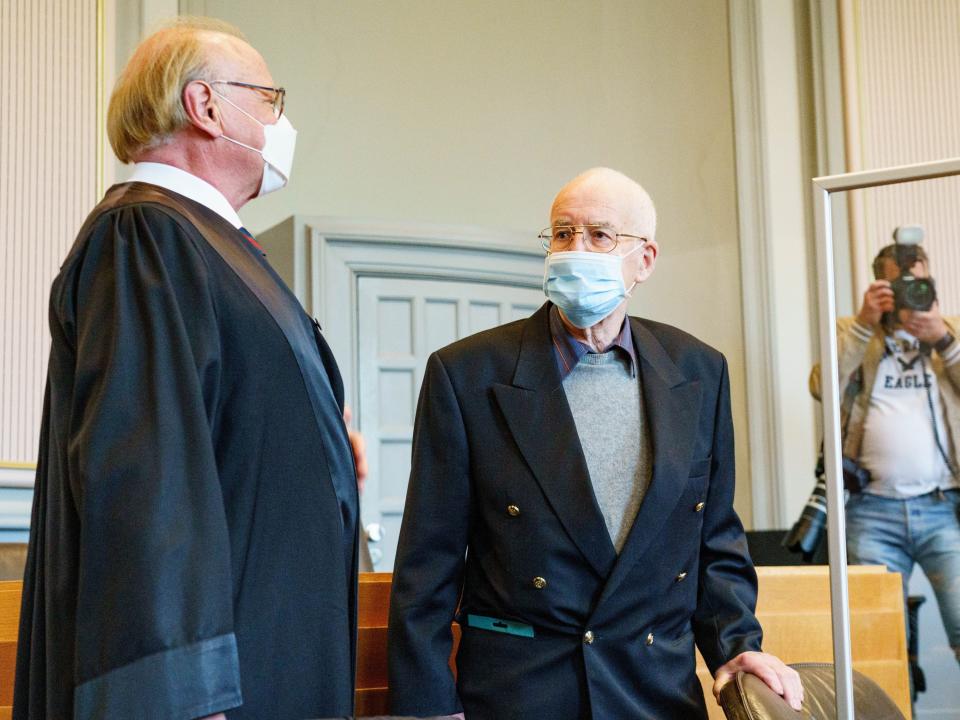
top-left (538, 225), bottom-right (645, 254)
top-left (210, 80), bottom-right (286, 118)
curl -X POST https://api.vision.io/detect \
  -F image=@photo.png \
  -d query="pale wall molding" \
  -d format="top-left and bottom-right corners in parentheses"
top-left (729, 0), bottom-right (821, 528)
top-left (0, 468), bottom-right (35, 490)
top-left (729, 0), bottom-right (782, 529)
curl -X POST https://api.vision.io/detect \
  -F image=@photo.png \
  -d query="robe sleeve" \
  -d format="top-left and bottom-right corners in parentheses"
top-left (60, 205), bottom-right (242, 719)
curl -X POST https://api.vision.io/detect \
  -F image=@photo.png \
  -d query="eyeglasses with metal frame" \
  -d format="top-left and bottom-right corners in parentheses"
top-left (210, 80), bottom-right (286, 118)
top-left (538, 225), bottom-right (646, 254)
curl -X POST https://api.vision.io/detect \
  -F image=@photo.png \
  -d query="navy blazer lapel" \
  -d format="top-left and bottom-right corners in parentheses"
top-left (594, 318), bottom-right (701, 607)
top-left (492, 304), bottom-right (617, 579)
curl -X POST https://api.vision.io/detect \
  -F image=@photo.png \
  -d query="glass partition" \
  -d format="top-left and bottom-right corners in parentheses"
top-left (812, 158), bottom-right (960, 718)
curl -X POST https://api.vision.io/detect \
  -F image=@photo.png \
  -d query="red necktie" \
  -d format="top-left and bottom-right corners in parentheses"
top-left (239, 226), bottom-right (265, 254)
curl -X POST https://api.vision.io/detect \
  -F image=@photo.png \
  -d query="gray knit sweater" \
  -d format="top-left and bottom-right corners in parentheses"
top-left (563, 350), bottom-right (652, 552)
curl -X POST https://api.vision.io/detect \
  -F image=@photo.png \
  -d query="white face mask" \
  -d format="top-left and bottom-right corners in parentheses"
top-left (215, 91), bottom-right (297, 196)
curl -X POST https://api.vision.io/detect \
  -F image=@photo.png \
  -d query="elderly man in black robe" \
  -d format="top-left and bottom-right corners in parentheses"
top-left (14, 18), bottom-right (366, 720)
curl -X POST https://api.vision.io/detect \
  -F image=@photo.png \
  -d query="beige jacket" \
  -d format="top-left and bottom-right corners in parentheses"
top-left (809, 316), bottom-right (960, 460)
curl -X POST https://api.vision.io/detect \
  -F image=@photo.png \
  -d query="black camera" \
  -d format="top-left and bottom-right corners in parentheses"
top-left (783, 453), bottom-right (871, 562)
top-left (842, 455), bottom-right (871, 493)
top-left (782, 471), bottom-right (827, 562)
top-left (889, 225), bottom-right (937, 312)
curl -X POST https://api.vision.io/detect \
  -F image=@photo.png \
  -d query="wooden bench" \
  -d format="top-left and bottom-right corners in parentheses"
top-left (0, 566), bottom-right (910, 718)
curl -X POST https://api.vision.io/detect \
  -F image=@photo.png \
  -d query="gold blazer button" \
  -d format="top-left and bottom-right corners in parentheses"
top-left (533, 576), bottom-right (547, 589)
top-left (676, 571), bottom-right (688, 583)
top-left (583, 630), bottom-right (594, 644)
top-left (507, 504), bottom-right (520, 517)
top-left (645, 632), bottom-right (655, 646)
top-left (695, 501), bottom-right (706, 512)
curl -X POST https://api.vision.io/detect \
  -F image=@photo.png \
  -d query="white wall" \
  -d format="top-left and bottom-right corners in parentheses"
top-left (175, 0), bottom-right (755, 520)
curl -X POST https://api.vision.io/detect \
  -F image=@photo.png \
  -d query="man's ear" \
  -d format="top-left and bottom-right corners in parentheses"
top-left (632, 239), bottom-right (659, 284)
top-left (182, 80), bottom-right (223, 139)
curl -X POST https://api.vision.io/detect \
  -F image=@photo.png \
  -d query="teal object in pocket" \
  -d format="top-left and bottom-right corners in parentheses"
top-left (466, 614), bottom-right (535, 638)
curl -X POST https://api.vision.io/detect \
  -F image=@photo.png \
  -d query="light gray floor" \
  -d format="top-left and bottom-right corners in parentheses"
top-left (910, 569), bottom-right (960, 718)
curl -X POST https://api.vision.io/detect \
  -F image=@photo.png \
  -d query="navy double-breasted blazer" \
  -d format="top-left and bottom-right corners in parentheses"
top-left (388, 302), bottom-right (762, 720)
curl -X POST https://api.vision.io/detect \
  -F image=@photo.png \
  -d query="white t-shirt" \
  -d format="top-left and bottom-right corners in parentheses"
top-left (859, 330), bottom-right (958, 497)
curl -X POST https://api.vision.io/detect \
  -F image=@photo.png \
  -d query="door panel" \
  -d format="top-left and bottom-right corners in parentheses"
top-left (358, 277), bottom-right (543, 569)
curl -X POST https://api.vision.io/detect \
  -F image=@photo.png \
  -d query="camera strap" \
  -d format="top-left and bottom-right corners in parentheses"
top-left (919, 353), bottom-right (958, 480)
top-left (840, 366), bottom-right (862, 440)
top-left (816, 365), bottom-right (863, 477)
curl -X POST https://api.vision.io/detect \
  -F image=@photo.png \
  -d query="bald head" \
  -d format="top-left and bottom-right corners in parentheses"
top-left (203, 30), bottom-right (270, 84)
top-left (550, 167), bottom-right (657, 241)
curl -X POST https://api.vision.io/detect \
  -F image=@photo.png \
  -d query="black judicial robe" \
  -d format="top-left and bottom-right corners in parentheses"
top-left (13, 183), bottom-right (359, 720)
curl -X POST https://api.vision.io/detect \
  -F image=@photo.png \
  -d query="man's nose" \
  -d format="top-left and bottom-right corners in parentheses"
top-left (567, 229), bottom-right (589, 252)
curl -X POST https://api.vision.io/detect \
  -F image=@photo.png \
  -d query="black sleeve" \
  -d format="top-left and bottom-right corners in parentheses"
top-left (387, 352), bottom-right (471, 716)
top-left (692, 355), bottom-right (764, 673)
top-left (63, 206), bottom-right (242, 719)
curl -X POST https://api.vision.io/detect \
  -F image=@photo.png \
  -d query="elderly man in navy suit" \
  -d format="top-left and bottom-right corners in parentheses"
top-left (387, 168), bottom-right (802, 719)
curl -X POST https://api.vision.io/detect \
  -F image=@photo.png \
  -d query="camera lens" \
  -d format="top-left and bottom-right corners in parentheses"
top-left (903, 278), bottom-right (936, 311)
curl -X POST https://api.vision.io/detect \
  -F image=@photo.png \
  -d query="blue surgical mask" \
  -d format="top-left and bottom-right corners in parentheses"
top-left (543, 247), bottom-right (642, 328)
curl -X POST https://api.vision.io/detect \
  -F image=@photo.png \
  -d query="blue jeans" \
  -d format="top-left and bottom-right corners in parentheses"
top-left (846, 488), bottom-right (960, 661)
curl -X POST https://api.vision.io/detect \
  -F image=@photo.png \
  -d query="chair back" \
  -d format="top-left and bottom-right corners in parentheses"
top-left (719, 663), bottom-right (906, 720)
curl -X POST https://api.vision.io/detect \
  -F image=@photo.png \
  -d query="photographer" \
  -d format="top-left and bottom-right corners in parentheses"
top-left (809, 230), bottom-right (960, 668)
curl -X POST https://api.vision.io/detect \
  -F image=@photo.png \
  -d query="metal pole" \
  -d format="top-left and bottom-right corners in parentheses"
top-left (814, 156), bottom-right (960, 192)
top-left (812, 185), bottom-right (855, 719)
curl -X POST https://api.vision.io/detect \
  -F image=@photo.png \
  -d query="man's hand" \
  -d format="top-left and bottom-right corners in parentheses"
top-left (900, 302), bottom-right (948, 344)
top-left (199, 715), bottom-right (226, 720)
top-left (713, 651), bottom-right (803, 711)
top-left (857, 280), bottom-right (894, 327)
top-left (343, 406), bottom-right (369, 494)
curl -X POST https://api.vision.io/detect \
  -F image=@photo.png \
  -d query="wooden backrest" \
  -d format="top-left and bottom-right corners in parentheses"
top-left (356, 567), bottom-right (911, 719)
top-left (0, 581), bottom-right (22, 720)
top-left (0, 567), bottom-right (911, 719)
top-left (358, 573), bottom-right (463, 714)
top-left (357, 572), bottom-right (392, 715)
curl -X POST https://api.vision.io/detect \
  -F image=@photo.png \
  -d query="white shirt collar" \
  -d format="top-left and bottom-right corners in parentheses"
top-left (127, 162), bottom-right (243, 229)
